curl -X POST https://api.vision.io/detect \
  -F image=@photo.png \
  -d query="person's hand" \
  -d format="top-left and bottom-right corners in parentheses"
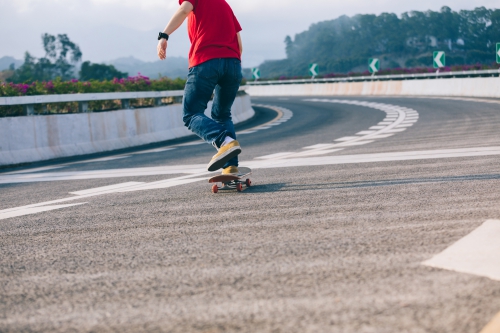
top-left (157, 38), bottom-right (167, 60)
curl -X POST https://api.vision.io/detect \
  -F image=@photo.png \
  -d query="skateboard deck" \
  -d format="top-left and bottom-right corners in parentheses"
top-left (208, 167), bottom-right (252, 193)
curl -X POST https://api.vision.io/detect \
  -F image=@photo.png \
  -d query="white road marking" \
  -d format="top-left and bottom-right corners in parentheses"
top-left (253, 99), bottom-right (419, 160)
top-left (70, 182), bottom-right (145, 196)
top-left (2, 147), bottom-right (499, 185)
top-left (3, 166), bottom-right (66, 175)
top-left (0, 203), bottom-right (87, 220)
top-left (256, 152), bottom-right (295, 160)
top-left (76, 156), bottom-right (130, 163)
top-left (131, 148), bottom-right (175, 154)
top-left (335, 137), bottom-right (360, 142)
top-left (422, 220), bottom-right (500, 281)
top-left (2, 146), bottom-right (500, 220)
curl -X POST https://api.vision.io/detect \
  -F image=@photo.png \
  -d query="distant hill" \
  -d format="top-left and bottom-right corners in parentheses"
top-left (0, 56), bottom-right (23, 71)
top-left (108, 56), bottom-right (189, 79)
top-left (259, 6), bottom-right (500, 78)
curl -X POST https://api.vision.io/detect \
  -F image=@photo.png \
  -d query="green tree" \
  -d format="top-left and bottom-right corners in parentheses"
top-left (9, 34), bottom-right (82, 83)
top-left (79, 61), bottom-right (128, 81)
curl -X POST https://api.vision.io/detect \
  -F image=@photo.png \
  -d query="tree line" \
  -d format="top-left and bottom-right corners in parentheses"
top-left (7, 34), bottom-right (128, 83)
top-left (260, 6), bottom-right (500, 78)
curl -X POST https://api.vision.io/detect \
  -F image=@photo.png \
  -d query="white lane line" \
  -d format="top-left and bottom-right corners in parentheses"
top-left (303, 144), bottom-right (338, 149)
top-left (288, 149), bottom-right (343, 157)
top-left (76, 156), bottom-right (131, 163)
top-left (1, 147), bottom-right (500, 220)
top-left (335, 137), bottom-right (360, 142)
top-left (0, 203), bottom-right (87, 220)
top-left (422, 220), bottom-right (500, 281)
top-left (256, 152), bottom-right (295, 160)
top-left (3, 166), bottom-right (66, 175)
top-left (252, 98), bottom-right (420, 160)
top-left (131, 148), bottom-right (175, 154)
top-left (2, 147), bottom-right (500, 186)
top-left (70, 182), bottom-right (145, 196)
top-left (336, 141), bottom-right (375, 146)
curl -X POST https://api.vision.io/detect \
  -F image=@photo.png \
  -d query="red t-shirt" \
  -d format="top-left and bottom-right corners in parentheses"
top-left (179, 0), bottom-right (242, 68)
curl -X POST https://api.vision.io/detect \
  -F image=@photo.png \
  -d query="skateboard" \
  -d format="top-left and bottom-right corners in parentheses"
top-left (208, 167), bottom-right (252, 193)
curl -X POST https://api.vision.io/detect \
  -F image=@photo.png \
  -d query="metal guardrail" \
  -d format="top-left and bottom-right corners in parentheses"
top-left (247, 69), bottom-right (500, 86)
top-left (0, 87), bottom-right (247, 116)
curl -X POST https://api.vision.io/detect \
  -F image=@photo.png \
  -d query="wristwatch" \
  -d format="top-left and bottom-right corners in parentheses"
top-left (158, 32), bottom-right (169, 41)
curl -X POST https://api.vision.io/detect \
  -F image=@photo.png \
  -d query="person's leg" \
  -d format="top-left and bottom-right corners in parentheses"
top-left (211, 58), bottom-right (243, 169)
top-left (182, 59), bottom-right (231, 149)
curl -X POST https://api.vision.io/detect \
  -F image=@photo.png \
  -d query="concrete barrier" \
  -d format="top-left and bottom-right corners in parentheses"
top-left (0, 95), bottom-right (254, 166)
top-left (247, 77), bottom-right (500, 98)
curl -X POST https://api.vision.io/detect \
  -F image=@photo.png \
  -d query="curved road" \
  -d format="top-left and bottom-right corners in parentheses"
top-left (1, 96), bottom-right (500, 332)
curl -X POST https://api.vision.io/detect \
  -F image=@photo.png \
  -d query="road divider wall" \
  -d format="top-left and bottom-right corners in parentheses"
top-left (247, 77), bottom-right (500, 98)
top-left (0, 95), bottom-right (254, 166)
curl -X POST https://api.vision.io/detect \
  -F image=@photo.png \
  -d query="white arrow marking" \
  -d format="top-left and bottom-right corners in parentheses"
top-left (423, 219), bottom-right (500, 281)
top-left (434, 51), bottom-right (445, 68)
top-left (310, 64), bottom-right (318, 76)
top-left (497, 48), bottom-right (500, 58)
top-left (369, 59), bottom-right (379, 72)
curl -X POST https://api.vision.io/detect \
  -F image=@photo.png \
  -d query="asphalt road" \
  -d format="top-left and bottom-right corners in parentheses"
top-left (1, 96), bottom-right (500, 333)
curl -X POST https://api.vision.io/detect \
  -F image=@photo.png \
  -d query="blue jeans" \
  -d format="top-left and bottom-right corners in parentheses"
top-left (183, 58), bottom-right (242, 168)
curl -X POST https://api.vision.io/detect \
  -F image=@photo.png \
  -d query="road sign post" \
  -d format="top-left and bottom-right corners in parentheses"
top-left (251, 68), bottom-right (260, 81)
top-left (496, 43), bottom-right (500, 64)
top-left (309, 63), bottom-right (318, 79)
top-left (433, 51), bottom-right (446, 73)
top-left (368, 58), bottom-right (380, 75)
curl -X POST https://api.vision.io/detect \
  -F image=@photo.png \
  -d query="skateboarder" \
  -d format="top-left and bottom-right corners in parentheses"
top-left (157, 0), bottom-right (243, 174)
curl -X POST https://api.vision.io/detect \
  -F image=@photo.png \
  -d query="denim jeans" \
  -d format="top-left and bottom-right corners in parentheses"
top-left (182, 58), bottom-right (242, 168)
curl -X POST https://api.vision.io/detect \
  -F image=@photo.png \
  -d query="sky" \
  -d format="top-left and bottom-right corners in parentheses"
top-left (0, 0), bottom-right (498, 68)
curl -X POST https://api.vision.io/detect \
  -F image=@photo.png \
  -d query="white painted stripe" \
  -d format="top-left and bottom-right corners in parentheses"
top-left (334, 136), bottom-right (360, 142)
top-left (395, 124), bottom-right (415, 128)
top-left (70, 182), bottom-right (145, 196)
top-left (288, 149), bottom-right (343, 157)
top-left (303, 144), bottom-right (338, 149)
top-left (338, 141), bottom-right (375, 146)
top-left (176, 141), bottom-right (205, 147)
top-left (131, 148), bottom-right (175, 155)
top-left (367, 134), bottom-right (394, 139)
top-left (118, 178), bottom-right (208, 192)
top-left (3, 166), bottom-right (66, 175)
top-left (384, 129), bottom-right (407, 133)
top-left (78, 156), bottom-right (130, 163)
top-left (356, 131), bottom-right (377, 135)
top-left (422, 220), bottom-right (500, 281)
top-left (256, 126), bottom-right (272, 130)
top-left (369, 126), bottom-right (386, 130)
top-left (255, 152), bottom-right (294, 160)
top-left (0, 203), bottom-right (87, 220)
top-left (236, 131), bottom-right (257, 135)
top-left (378, 122), bottom-right (394, 125)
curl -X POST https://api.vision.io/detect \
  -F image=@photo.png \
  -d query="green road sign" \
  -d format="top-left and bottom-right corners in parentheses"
top-left (309, 63), bottom-right (318, 77)
top-left (433, 51), bottom-right (446, 68)
top-left (496, 43), bottom-right (500, 64)
top-left (251, 68), bottom-right (260, 80)
top-left (368, 58), bottom-right (380, 73)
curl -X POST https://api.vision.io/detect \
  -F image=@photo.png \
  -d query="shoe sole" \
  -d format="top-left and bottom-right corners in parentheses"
top-left (207, 147), bottom-right (242, 172)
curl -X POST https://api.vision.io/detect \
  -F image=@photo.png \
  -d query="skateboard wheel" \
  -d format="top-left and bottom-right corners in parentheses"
top-left (245, 179), bottom-right (252, 187)
top-left (212, 184), bottom-right (219, 193)
top-left (236, 183), bottom-right (243, 192)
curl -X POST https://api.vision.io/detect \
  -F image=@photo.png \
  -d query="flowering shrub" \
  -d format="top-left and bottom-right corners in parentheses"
top-left (0, 75), bottom-right (187, 117)
top-left (0, 74), bottom-right (185, 97)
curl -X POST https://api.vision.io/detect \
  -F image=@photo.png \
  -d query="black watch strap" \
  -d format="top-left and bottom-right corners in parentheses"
top-left (158, 32), bottom-right (169, 41)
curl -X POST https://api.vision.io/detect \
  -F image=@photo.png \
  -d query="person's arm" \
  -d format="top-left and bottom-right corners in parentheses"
top-left (157, 1), bottom-right (194, 60)
top-left (237, 32), bottom-right (243, 55)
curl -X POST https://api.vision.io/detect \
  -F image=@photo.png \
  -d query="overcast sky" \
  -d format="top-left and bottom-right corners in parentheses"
top-left (0, 0), bottom-right (498, 68)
